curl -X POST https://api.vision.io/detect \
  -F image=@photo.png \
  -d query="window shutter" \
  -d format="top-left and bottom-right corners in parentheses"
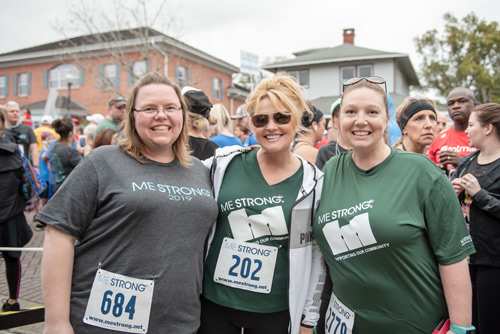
top-left (43, 70), bottom-right (48, 89)
top-left (27, 72), bottom-right (31, 94)
top-left (5, 75), bottom-right (8, 96)
top-left (115, 63), bottom-right (120, 87)
top-left (98, 65), bottom-right (104, 88)
top-left (187, 68), bottom-right (191, 85)
top-left (175, 65), bottom-right (180, 82)
top-left (127, 62), bottom-right (133, 86)
top-left (13, 74), bottom-right (18, 96)
top-left (146, 59), bottom-right (151, 73)
top-left (80, 68), bottom-right (85, 86)
top-left (221, 80), bottom-right (224, 100)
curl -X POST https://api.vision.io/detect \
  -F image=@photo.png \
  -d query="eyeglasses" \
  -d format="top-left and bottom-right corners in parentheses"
top-left (115, 104), bottom-right (127, 110)
top-left (133, 106), bottom-right (183, 117)
top-left (342, 76), bottom-right (387, 92)
top-left (251, 112), bottom-right (292, 128)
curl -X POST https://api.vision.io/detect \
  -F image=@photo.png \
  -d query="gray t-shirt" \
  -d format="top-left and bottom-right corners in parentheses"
top-left (37, 145), bottom-right (218, 333)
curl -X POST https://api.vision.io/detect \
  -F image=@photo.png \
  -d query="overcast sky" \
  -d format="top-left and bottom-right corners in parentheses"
top-left (1, 0), bottom-right (498, 80)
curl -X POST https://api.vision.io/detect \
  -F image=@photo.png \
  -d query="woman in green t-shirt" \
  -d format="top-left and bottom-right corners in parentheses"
top-left (313, 77), bottom-right (475, 334)
top-left (200, 73), bottom-right (325, 334)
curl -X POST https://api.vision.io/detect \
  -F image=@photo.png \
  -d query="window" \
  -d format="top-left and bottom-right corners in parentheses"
top-left (212, 77), bottom-right (224, 100)
top-left (18, 73), bottom-right (29, 96)
top-left (341, 67), bottom-right (355, 83)
top-left (358, 65), bottom-right (373, 77)
top-left (288, 70), bottom-right (309, 88)
top-left (104, 64), bottom-right (118, 88)
top-left (133, 61), bottom-right (146, 78)
top-left (0, 75), bottom-right (7, 98)
top-left (49, 64), bottom-right (80, 89)
top-left (175, 65), bottom-right (188, 87)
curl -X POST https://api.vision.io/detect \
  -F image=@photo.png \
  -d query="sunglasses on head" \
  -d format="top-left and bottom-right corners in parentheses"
top-left (342, 76), bottom-right (387, 93)
top-left (251, 112), bottom-right (292, 128)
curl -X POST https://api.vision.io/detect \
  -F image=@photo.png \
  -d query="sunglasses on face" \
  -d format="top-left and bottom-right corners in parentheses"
top-left (251, 112), bottom-right (292, 128)
top-left (342, 76), bottom-right (387, 93)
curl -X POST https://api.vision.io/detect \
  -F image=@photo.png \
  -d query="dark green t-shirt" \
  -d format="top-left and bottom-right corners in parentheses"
top-left (203, 149), bottom-right (303, 313)
top-left (313, 148), bottom-right (475, 333)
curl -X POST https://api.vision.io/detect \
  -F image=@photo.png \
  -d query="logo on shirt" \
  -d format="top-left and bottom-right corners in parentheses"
top-left (228, 206), bottom-right (288, 242)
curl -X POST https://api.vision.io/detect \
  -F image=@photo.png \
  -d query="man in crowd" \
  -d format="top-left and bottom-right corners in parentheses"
top-left (427, 87), bottom-right (477, 173)
top-left (94, 96), bottom-right (126, 138)
top-left (4, 101), bottom-right (39, 168)
top-left (231, 104), bottom-right (258, 147)
top-left (34, 115), bottom-right (59, 152)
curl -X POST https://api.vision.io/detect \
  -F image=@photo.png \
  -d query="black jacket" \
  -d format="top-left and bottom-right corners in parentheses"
top-left (453, 151), bottom-right (500, 267)
top-left (0, 136), bottom-right (25, 223)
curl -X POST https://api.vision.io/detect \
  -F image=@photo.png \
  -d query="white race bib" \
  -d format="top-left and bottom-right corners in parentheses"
top-left (83, 269), bottom-right (154, 333)
top-left (213, 237), bottom-right (278, 294)
top-left (325, 291), bottom-right (355, 334)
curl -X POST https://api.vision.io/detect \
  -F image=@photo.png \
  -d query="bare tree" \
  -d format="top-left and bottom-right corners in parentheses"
top-left (51, 0), bottom-right (185, 97)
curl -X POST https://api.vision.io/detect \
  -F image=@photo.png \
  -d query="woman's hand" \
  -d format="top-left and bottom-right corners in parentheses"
top-left (299, 326), bottom-right (314, 334)
top-left (461, 173), bottom-right (481, 197)
top-left (451, 178), bottom-right (465, 196)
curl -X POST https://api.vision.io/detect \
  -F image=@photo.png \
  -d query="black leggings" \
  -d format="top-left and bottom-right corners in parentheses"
top-left (470, 264), bottom-right (500, 334)
top-left (198, 296), bottom-right (289, 334)
top-left (3, 254), bottom-right (21, 300)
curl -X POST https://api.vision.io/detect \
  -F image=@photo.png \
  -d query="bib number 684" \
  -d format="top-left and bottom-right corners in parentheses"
top-left (101, 290), bottom-right (136, 320)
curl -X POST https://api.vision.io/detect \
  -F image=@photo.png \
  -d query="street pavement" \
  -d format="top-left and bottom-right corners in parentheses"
top-left (0, 211), bottom-right (44, 334)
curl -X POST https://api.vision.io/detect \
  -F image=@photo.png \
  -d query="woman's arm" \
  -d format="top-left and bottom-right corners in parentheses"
top-left (438, 258), bottom-right (473, 329)
top-left (42, 225), bottom-right (77, 334)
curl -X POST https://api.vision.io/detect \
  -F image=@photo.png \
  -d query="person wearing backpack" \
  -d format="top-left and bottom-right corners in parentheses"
top-left (0, 106), bottom-right (33, 312)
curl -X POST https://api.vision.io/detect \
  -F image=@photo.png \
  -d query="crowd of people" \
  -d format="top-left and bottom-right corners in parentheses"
top-left (0, 71), bottom-right (498, 334)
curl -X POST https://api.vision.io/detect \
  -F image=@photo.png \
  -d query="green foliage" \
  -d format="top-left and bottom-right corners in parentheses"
top-left (415, 12), bottom-right (500, 103)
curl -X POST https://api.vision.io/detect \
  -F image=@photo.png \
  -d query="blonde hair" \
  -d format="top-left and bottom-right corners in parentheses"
top-left (245, 72), bottom-right (311, 133)
top-left (118, 72), bottom-right (192, 167)
top-left (209, 104), bottom-right (231, 134)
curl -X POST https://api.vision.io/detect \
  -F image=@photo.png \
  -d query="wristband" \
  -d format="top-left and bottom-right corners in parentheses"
top-left (450, 323), bottom-right (475, 334)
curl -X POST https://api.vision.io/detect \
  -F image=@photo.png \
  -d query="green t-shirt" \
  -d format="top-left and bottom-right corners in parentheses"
top-left (313, 148), bottom-right (475, 333)
top-left (94, 118), bottom-right (121, 139)
top-left (203, 149), bottom-right (303, 313)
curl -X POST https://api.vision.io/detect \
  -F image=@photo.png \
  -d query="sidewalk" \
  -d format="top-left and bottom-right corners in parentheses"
top-left (0, 211), bottom-right (44, 334)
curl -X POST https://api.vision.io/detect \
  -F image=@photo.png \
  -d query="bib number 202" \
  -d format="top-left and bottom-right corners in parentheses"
top-left (228, 255), bottom-right (262, 281)
top-left (101, 290), bottom-right (136, 320)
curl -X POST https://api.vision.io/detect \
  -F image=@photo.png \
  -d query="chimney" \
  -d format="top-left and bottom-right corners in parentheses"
top-left (343, 28), bottom-right (355, 45)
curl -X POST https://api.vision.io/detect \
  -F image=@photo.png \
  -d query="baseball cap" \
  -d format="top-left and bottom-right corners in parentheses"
top-left (86, 113), bottom-right (105, 124)
top-left (108, 96), bottom-right (127, 107)
top-left (231, 105), bottom-right (247, 120)
top-left (41, 115), bottom-right (54, 125)
top-left (72, 117), bottom-right (80, 124)
top-left (182, 86), bottom-right (212, 119)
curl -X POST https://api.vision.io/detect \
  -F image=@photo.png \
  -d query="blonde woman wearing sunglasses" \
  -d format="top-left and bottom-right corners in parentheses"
top-left (313, 77), bottom-right (475, 334)
top-left (200, 73), bottom-right (325, 334)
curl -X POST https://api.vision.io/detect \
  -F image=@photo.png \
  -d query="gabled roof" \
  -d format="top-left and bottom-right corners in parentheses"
top-left (263, 43), bottom-right (419, 86)
top-left (0, 27), bottom-right (239, 74)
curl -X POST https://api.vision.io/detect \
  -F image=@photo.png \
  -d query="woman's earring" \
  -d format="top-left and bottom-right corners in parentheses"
top-left (314, 125), bottom-right (318, 131)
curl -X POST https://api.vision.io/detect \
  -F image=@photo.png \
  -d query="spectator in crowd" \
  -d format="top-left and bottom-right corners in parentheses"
top-left (209, 104), bottom-right (242, 147)
top-left (0, 106), bottom-right (33, 312)
top-left (49, 118), bottom-right (82, 194)
top-left (34, 115), bottom-right (59, 152)
top-left (37, 72), bottom-right (218, 333)
top-left (81, 123), bottom-right (97, 156)
top-left (94, 96), bottom-right (126, 138)
top-left (35, 131), bottom-right (55, 230)
top-left (393, 97), bottom-right (438, 154)
top-left (182, 86), bottom-right (219, 160)
top-left (428, 87), bottom-right (477, 174)
top-left (231, 104), bottom-right (258, 147)
top-left (22, 108), bottom-right (32, 127)
top-left (315, 98), bottom-right (351, 170)
top-left (292, 102), bottom-right (325, 164)
top-left (93, 128), bottom-right (118, 149)
top-left (4, 101), bottom-right (39, 167)
top-left (451, 103), bottom-right (500, 334)
top-left (314, 77), bottom-right (475, 333)
top-left (199, 73), bottom-right (324, 334)
top-left (85, 113), bottom-right (105, 125)
top-left (437, 111), bottom-right (448, 133)
top-left (233, 124), bottom-right (248, 144)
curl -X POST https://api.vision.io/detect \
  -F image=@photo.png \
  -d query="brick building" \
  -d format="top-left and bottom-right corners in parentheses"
top-left (0, 27), bottom-right (245, 125)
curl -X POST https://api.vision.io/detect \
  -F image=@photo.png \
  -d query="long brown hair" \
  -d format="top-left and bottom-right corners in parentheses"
top-left (118, 72), bottom-right (192, 166)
